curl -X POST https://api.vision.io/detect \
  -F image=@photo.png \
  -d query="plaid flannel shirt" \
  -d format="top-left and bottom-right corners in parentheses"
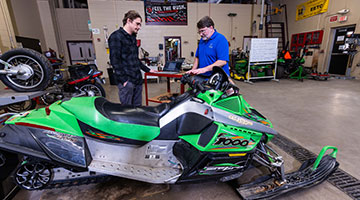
top-left (109, 27), bottom-right (150, 85)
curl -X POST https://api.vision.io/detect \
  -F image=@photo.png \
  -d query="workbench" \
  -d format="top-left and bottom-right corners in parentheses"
top-left (144, 72), bottom-right (185, 106)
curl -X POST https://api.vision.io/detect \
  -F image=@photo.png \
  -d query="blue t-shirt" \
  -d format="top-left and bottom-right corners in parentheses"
top-left (195, 30), bottom-right (230, 77)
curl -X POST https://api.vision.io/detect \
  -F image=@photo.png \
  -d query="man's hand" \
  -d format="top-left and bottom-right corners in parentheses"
top-left (186, 68), bottom-right (207, 75)
top-left (150, 69), bottom-right (157, 73)
top-left (123, 81), bottom-right (128, 87)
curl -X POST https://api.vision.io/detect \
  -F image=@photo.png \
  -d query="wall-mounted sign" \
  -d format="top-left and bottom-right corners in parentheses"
top-left (339, 16), bottom-right (348, 23)
top-left (92, 28), bottom-right (100, 34)
top-left (296, 0), bottom-right (329, 21)
top-left (329, 15), bottom-right (338, 23)
top-left (145, 2), bottom-right (187, 25)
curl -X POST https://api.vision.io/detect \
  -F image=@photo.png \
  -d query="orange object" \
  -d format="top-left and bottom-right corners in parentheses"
top-left (284, 51), bottom-right (292, 60)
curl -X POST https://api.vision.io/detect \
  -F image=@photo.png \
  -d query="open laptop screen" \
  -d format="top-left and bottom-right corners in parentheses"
top-left (163, 61), bottom-right (182, 72)
top-left (167, 62), bottom-right (177, 71)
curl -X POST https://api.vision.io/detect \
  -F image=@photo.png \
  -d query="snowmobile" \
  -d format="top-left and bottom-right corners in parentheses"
top-left (0, 67), bottom-right (338, 199)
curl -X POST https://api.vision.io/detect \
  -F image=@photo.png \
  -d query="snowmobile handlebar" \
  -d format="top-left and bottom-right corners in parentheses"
top-left (181, 74), bottom-right (207, 93)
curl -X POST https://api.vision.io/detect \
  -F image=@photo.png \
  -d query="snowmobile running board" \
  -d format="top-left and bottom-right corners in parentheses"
top-left (237, 146), bottom-right (339, 200)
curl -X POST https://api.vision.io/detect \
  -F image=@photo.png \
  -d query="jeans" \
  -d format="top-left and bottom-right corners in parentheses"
top-left (117, 81), bottom-right (142, 106)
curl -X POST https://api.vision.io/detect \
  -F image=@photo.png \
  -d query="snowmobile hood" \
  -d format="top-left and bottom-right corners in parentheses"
top-left (212, 106), bottom-right (278, 136)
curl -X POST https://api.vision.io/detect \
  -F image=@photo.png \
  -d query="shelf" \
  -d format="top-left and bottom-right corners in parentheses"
top-left (148, 92), bottom-right (180, 104)
top-left (144, 72), bottom-right (185, 105)
top-left (0, 88), bottom-right (55, 107)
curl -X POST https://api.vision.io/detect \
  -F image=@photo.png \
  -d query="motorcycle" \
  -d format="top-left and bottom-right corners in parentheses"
top-left (40, 63), bottom-right (106, 105)
top-left (0, 48), bottom-right (54, 92)
top-left (0, 67), bottom-right (338, 199)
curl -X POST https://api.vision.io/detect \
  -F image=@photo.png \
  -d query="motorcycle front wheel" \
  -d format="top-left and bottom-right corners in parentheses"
top-left (0, 48), bottom-right (54, 92)
top-left (79, 82), bottom-right (106, 98)
top-left (6, 99), bottom-right (37, 113)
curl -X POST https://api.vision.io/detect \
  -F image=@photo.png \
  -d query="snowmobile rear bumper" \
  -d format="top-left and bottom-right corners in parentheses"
top-left (237, 146), bottom-right (339, 200)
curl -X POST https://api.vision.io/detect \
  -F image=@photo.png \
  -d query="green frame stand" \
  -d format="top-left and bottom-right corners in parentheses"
top-left (289, 65), bottom-right (307, 81)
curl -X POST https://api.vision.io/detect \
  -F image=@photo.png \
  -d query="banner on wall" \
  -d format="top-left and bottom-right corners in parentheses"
top-left (144, 2), bottom-right (187, 25)
top-left (296, 0), bottom-right (329, 21)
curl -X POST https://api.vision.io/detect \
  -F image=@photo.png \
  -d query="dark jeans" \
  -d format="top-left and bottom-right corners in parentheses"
top-left (117, 81), bottom-right (142, 106)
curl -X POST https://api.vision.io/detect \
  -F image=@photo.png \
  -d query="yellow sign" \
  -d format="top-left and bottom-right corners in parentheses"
top-left (296, 0), bottom-right (329, 21)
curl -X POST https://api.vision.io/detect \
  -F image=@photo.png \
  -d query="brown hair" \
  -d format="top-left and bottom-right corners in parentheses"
top-left (122, 10), bottom-right (142, 26)
top-left (197, 16), bottom-right (215, 29)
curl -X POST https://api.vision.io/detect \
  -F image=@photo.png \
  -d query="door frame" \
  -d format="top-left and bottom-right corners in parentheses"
top-left (66, 40), bottom-right (94, 65)
top-left (326, 24), bottom-right (356, 73)
top-left (164, 36), bottom-right (181, 62)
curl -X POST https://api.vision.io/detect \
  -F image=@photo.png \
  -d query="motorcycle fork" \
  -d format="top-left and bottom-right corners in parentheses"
top-left (254, 142), bottom-right (286, 184)
top-left (0, 59), bottom-right (11, 69)
top-left (0, 59), bottom-right (21, 75)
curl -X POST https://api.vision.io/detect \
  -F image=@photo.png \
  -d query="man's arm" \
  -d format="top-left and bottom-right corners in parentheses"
top-left (186, 48), bottom-right (200, 74)
top-left (139, 61), bottom-right (157, 73)
top-left (190, 60), bottom-right (226, 74)
top-left (191, 57), bottom-right (199, 70)
top-left (109, 33), bottom-right (128, 84)
top-left (139, 60), bottom-right (150, 72)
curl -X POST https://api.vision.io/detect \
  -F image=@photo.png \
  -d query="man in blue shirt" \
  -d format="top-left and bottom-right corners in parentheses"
top-left (187, 16), bottom-right (230, 77)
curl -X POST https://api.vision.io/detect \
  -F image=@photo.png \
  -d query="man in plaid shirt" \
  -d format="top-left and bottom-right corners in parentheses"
top-left (109, 10), bottom-right (155, 106)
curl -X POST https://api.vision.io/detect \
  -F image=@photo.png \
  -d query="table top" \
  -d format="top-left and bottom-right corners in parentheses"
top-left (145, 71), bottom-right (185, 78)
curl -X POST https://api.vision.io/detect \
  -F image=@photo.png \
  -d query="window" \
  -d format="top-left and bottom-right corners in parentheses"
top-left (306, 32), bottom-right (313, 44)
top-left (290, 30), bottom-right (324, 55)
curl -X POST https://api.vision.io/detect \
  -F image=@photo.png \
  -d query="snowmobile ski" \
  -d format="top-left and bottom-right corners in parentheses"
top-left (237, 146), bottom-right (339, 200)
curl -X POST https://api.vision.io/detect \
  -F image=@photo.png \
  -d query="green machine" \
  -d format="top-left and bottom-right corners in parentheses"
top-left (0, 67), bottom-right (338, 199)
top-left (231, 56), bottom-right (274, 81)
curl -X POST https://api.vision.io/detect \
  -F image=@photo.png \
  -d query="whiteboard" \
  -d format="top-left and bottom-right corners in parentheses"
top-left (249, 38), bottom-right (278, 62)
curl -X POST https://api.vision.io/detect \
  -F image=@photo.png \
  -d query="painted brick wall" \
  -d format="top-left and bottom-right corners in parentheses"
top-left (88, 0), bottom-right (261, 77)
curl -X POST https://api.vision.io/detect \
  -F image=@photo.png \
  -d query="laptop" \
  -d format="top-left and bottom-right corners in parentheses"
top-left (155, 60), bottom-right (183, 74)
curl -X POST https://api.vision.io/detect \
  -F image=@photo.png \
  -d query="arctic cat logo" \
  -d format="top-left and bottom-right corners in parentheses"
top-left (213, 133), bottom-right (249, 146)
top-left (228, 115), bottom-right (253, 126)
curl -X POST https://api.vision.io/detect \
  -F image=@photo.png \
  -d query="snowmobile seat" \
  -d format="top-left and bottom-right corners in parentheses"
top-left (94, 97), bottom-right (169, 127)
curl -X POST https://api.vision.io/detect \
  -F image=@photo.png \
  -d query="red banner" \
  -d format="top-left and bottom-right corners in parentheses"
top-left (145, 3), bottom-right (187, 25)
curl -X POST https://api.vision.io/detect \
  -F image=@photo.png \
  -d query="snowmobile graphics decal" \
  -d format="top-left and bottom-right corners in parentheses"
top-left (85, 129), bottom-right (122, 142)
top-left (44, 130), bottom-right (79, 143)
top-left (214, 134), bottom-right (250, 146)
top-left (79, 121), bottom-right (147, 145)
top-left (200, 165), bottom-right (242, 174)
top-left (228, 115), bottom-right (253, 126)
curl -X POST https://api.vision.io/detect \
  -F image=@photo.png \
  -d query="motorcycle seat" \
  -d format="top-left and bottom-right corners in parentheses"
top-left (94, 98), bottom-right (169, 127)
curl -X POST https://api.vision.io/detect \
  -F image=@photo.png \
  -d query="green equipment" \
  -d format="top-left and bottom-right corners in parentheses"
top-left (231, 54), bottom-right (274, 81)
top-left (0, 67), bottom-right (338, 199)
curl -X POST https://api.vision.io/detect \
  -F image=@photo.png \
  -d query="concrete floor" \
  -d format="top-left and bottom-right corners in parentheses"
top-left (12, 77), bottom-right (360, 200)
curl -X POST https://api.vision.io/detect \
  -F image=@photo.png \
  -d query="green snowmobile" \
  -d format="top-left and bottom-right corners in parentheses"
top-left (0, 67), bottom-right (338, 199)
